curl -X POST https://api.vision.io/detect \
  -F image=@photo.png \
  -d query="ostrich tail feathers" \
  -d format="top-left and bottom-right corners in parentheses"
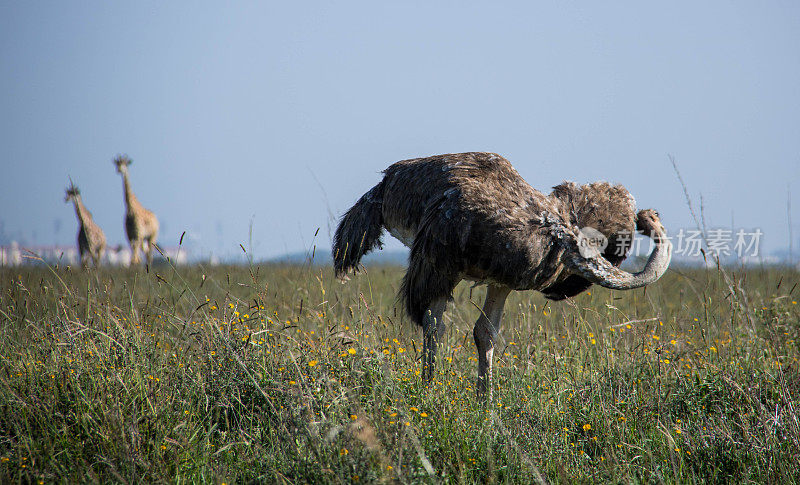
top-left (333, 180), bottom-right (386, 276)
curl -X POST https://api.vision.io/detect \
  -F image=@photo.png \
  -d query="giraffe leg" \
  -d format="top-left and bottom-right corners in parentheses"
top-left (421, 297), bottom-right (448, 382)
top-left (143, 239), bottom-right (150, 265)
top-left (474, 284), bottom-right (511, 401)
top-left (130, 240), bottom-right (142, 265)
top-left (145, 237), bottom-right (156, 265)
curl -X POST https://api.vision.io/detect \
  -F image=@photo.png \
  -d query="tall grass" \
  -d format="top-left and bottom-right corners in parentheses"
top-left (0, 262), bottom-right (798, 483)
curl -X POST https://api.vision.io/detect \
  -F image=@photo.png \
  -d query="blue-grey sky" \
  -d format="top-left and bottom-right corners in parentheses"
top-left (2, 1), bottom-right (799, 260)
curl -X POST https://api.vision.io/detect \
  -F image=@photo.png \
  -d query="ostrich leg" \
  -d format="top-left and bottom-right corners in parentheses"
top-left (474, 284), bottom-right (511, 401)
top-left (421, 297), bottom-right (448, 382)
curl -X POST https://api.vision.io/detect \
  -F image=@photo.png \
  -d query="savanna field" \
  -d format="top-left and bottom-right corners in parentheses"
top-left (0, 260), bottom-right (798, 483)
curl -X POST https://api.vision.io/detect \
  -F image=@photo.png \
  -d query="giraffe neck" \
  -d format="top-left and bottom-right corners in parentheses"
top-left (121, 171), bottom-right (140, 213)
top-left (72, 197), bottom-right (91, 227)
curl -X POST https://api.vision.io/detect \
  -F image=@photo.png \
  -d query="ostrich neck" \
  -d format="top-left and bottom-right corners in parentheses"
top-left (563, 227), bottom-right (673, 290)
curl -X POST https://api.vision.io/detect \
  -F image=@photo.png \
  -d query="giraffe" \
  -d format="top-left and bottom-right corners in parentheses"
top-left (113, 154), bottom-right (159, 265)
top-left (64, 182), bottom-right (107, 267)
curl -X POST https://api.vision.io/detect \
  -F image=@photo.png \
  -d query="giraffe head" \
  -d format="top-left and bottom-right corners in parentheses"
top-left (64, 181), bottom-right (80, 203)
top-left (114, 154), bottom-right (132, 174)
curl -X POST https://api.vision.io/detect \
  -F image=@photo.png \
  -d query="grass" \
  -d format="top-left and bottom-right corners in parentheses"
top-left (0, 260), bottom-right (798, 483)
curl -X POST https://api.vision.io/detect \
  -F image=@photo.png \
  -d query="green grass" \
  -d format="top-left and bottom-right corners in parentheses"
top-left (0, 261), bottom-right (798, 483)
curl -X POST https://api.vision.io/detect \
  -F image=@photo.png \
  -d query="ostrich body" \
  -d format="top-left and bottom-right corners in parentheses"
top-left (333, 152), bottom-right (672, 399)
top-left (64, 184), bottom-right (106, 267)
top-left (114, 155), bottom-right (159, 265)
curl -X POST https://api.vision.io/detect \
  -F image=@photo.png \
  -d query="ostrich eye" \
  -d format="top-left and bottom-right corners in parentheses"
top-left (654, 211), bottom-right (660, 217)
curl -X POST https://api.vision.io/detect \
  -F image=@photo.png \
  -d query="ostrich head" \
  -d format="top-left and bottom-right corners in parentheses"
top-left (635, 208), bottom-right (665, 238)
top-left (114, 154), bottom-right (132, 174)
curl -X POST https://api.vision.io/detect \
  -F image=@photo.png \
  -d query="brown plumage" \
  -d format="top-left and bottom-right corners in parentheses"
top-left (333, 152), bottom-right (672, 399)
top-left (114, 155), bottom-right (159, 265)
top-left (64, 183), bottom-right (106, 268)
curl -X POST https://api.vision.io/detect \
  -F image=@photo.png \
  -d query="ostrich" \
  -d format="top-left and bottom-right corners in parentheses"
top-left (64, 182), bottom-right (107, 267)
top-left (113, 154), bottom-right (159, 265)
top-left (333, 152), bottom-right (672, 399)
